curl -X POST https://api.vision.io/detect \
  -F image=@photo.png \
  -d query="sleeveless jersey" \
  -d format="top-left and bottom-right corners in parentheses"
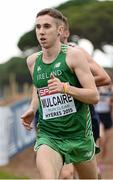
top-left (33, 44), bottom-right (92, 139)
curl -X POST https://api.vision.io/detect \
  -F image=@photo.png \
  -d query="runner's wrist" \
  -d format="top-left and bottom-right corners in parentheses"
top-left (29, 106), bottom-right (36, 115)
top-left (62, 82), bottom-right (69, 94)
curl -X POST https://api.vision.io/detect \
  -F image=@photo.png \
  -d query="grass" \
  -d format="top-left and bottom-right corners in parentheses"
top-left (0, 170), bottom-right (28, 179)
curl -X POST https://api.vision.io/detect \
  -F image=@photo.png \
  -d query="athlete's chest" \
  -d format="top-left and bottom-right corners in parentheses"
top-left (35, 58), bottom-right (68, 88)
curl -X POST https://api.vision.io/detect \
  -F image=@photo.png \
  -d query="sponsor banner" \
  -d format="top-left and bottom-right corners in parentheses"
top-left (0, 99), bottom-right (36, 166)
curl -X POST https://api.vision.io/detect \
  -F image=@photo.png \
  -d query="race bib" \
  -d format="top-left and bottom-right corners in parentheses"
top-left (39, 87), bottom-right (77, 120)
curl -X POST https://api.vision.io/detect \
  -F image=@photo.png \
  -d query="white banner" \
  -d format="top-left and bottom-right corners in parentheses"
top-left (0, 99), bottom-right (36, 166)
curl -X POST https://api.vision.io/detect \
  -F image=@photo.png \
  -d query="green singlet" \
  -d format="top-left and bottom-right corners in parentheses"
top-left (33, 44), bottom-right (98, 164)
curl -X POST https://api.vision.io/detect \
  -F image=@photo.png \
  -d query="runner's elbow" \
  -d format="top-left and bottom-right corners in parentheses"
top-left (104, 76), bottom-right (112, 85)
top-left (93, 92), bottom-right (100, 104)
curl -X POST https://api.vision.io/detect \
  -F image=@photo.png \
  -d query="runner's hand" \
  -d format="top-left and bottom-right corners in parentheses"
top-left (48, 74), bottom-right (64, 94)
top-left (21, 109), bottom-right (35, 130)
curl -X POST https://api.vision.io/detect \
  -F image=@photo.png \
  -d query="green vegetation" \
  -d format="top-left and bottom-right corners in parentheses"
top-left (18, 0), bottom-right (113, 50)
top-left (0, 170), bottom-right (28, 179)
top-left (0, 57), bottom-right (32, 88)
top-left (17, 29), bottom-right (38, 51)
top-left (0, 0), bottom-right (113, 89)
top-left (57, 0), bottom-right (113, 49)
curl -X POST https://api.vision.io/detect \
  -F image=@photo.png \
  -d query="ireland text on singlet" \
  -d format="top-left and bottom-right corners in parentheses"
top-left (33, 44), bottom-right (92, 139)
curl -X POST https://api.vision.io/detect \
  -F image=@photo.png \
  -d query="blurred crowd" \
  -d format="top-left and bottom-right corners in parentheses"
top-left (95, 83), bottom-right (113, 177)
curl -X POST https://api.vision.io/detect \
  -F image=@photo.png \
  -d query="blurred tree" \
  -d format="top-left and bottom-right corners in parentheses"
top-left (17, 29), bottom-right (38, 51)
top-left (17, 0), bottom-right (113, 50)
top-left (1, 0), bottom-right (113, 89)
top-left (0, 57), bottom-right (32, 88)
top-left (58, 0), bottom-right (113, 49)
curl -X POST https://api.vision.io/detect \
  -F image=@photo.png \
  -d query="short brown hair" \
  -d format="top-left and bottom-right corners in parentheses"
top-left (62, 15), bottom-right (69, 31)
top-left (36, 8), bottom-right (64, 26)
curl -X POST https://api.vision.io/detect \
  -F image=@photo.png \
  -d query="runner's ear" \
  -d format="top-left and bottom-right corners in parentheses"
top-left (57, 33), bottom-right (60, 36)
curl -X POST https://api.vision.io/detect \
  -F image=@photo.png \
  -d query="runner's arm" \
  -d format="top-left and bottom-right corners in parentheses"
top-left (66, 48), bottom-right (99, 104)
top-left (79, 47), bottom-right (111, 86)
top-left (27, 53), bottom-right (39, 114)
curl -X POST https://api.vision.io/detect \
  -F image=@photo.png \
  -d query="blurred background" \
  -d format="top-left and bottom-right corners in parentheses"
top-left (0, 0), bottom-right (113, 179)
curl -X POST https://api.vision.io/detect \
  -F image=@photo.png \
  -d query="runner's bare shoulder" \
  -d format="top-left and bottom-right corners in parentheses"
top-left (26, 51), bottom-right (42, 75)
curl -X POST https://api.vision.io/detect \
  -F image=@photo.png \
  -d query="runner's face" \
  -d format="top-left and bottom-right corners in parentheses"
top-left (36, 15), bottom-right (61, 49)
